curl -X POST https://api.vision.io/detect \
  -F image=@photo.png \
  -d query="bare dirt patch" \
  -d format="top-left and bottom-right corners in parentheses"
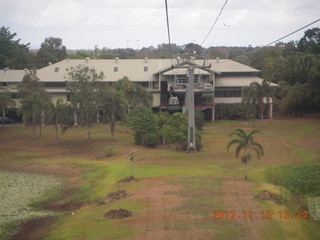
top-left (10, 216), bottom-right (58, 240)
top-left (42, 185), bottom-right (83, 212)
top-left (122, 176), bottom-right (215, 240)
top-left (221, 177), bottom-right (268, 240)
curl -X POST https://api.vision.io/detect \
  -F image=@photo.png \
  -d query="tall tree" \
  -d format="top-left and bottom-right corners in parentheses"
top-left (242, 80), bottom-right (275, 119)
top-left (49, 99), bottom-right (69, 139)
top-left (227, 128), bottom-right (264, 179)
top-left (100, 85), bottom-right (128, 139)
top-left (66, 65), bottom-right (104, 141)
top-left (36, 37), bottom-right (67, 68)
top-left (17, 71), bottom-right (51, 140)
top-left (0, 26), bottom-right (31, 69)
top-left (0, 90), bottom-right (16, 129)
top-left (115, 77), bottom-right (151, 113)
top-left (298, 28), bottom-right (320, 54)
top-left (128, 106), bottom-right (157, 145)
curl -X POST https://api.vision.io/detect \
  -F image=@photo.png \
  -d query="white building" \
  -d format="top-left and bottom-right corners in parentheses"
top-left (0, 57), bottom-right (277, 121)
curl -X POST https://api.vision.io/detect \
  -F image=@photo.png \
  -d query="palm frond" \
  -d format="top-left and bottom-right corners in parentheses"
top-left (229, 128), bottom-right (246, 138)
top-left (226, 139), bottom-right (242, 152)
top-left (251, 141), bottom-right (264, 156)
top-left (235, 143), bottom-right (246, 158)
top-left (247, 129), bottom-right (262, 139)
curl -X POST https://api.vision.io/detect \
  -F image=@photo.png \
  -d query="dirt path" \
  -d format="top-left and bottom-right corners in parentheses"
top-left (221, 177), bottom-right (267, 240)
top-left (124, 177), bottom-right (214, 240)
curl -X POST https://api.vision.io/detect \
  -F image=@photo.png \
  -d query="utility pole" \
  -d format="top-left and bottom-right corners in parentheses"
top-left (171, 62), bottom-right (211, 152)
top-left (187, 67), bottom-right (196, 152)
top-left (123, 149), bottom-right (137, 177)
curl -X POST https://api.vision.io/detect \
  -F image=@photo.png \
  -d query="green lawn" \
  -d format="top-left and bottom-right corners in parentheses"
top-left (0, 119), bottom-right (319, 240)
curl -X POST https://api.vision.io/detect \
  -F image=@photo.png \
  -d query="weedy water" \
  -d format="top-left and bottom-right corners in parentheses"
top-left (0, 170), bottom-right (61, 234)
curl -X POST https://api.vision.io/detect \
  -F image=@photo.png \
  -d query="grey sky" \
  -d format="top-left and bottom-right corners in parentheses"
top-left (1, 0), bottom-right (319, 50)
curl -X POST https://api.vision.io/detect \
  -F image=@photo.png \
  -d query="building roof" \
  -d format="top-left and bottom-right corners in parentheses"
top-left (216, 76), bottom-right (278, 87)
top-left (35, 58), bottom-right (260, 82)
top-left (37, 59), bottom-right (172, 82)
top-left (0, 69), bottom-right (26, 82)
top-left (0, 58), bottom-right (263, 84)
top-left (206, 59), bottom-right (260, 73)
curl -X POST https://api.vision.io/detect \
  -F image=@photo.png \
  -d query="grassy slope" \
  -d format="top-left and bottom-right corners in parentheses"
top-left (0, 119), bottom-right (319, 240)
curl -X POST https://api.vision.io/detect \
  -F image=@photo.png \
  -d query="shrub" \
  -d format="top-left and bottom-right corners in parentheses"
top-left (105, 146), bottom-right (115, 158)
top-left (144, 133), bottom-right (158, 147)
top-left (128, 106), bottom-right (157, 145)
top-left (175, 131), bottom-right (202, 151)
top-left (195, 110), bottom-right (205, 130)
top-left (134, 132), bottom-right (142, 145)
top-left (215, 103), bottom-right (247, 120)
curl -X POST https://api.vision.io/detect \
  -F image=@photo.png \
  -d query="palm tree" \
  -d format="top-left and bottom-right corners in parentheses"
top-left (19, 93), bottom-right (42, 140)
top-left (49, 99), bottom-right (67, 139)
top-left (242, 80), bottom-right (275, 119)
top-left (101, 85), bottom-right (128, 139)
top-left (115, 77), bottom-right (151, 113)
top-left (0, 90), bottom-right (16, 129)
top-left (227, 128), bottom-right (264, 180)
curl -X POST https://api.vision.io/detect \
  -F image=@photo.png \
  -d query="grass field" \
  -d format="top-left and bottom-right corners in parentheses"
top-left (0, 118), bottom-right (319, 240)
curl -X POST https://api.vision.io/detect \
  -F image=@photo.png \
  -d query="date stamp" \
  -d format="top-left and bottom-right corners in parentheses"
top-left (211, 210), bottom-right (307, 220)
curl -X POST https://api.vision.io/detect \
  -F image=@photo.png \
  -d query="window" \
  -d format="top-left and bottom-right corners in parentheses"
top-left (54, 67), bottom-right (59, 72)
top-left (215, 89), bottom-right (242, 98)
top-left (44, 82), bottom-right (67, 87)
top-left (144, 66), bottom-right (148, 72)
top-left (114, 66), bottom-right (118, 72)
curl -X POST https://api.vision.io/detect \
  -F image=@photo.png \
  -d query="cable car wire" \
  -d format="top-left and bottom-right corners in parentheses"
top-left (263, 18), bottom-right (320, 47)
top-left (164, 0), bottom-right (173, 65)
top-left (201, 0), bottom-right (229, 46)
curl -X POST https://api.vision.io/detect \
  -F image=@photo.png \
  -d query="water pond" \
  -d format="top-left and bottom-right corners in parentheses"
top-left (0, 170), bottom-right (61, 233)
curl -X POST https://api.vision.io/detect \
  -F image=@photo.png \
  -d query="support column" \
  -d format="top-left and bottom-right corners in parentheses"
top-left (212, 106), bottom-right (215, 122)
top-left (269, 103), bottom-right (273, 119)
top-left (187, 67), bottom-right (196, 152)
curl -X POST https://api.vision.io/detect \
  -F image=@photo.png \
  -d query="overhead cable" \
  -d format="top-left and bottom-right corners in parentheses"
top-left (201, 0), bottom-right (229, 46)
top-left (264, 18), bottom-right (320, 47)
top-left (164, 0), bottom-right (173, 65)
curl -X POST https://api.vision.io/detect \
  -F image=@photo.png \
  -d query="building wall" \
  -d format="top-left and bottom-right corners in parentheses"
top-left (215, 97), bottom-right (242, 104)
top-left (152, 93), bottom-right (160, 106)
top-left (51, 93), bottom-right (68, 104)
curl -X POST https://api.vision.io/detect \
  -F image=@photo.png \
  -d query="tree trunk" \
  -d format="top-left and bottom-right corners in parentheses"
top-left (55, 117), bottom-right (59, 140)
top-left (111, 121), bottom-right (115, 140)
top-left (1, 108), bottom-right (4, 129)
top-left (32, 112), bottom-right (36, 141)
top-left (244, 150), bottom-right (248, 180)
top-left (88, 127), bottom-right (92, 141)
top-left (260, 102), bottom-right (264, 120)
top-left (245, 162), bottom-right (248, 180)
top-left (39, 123), bottom-right (42, 137)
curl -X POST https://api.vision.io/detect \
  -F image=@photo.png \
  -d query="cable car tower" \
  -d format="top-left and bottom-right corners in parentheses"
top-left (172, 61), bottom-right (211, 152)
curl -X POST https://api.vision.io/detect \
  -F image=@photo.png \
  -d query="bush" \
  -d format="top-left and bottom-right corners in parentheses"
top-left (134, 133), bottom-right (142, 145)
top-left (105, 146), bottom-right (115, 158)
top-left (215, 103), bottom-right (247, 120)
top-left (195, 110), bottom-right (205, 130)
top-left (175, 131), bottom-right (202, 151)
top-left (144, 133), bottom-right (158, 147)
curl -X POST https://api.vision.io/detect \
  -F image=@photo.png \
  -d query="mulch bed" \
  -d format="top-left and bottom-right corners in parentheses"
top-left (257, 190), bottom-right (281, 202)
top-left (103, 208), bottom-right (132, 219)
top-left (117, 176), bottom-right (137, 184)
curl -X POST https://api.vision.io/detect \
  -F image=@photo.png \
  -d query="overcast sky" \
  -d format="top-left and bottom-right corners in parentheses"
top-left (1, 0), bottom-right (319, 50)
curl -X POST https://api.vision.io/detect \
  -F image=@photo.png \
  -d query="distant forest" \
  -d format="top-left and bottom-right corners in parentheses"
top-left (1, 26), bottom-right (320, 116)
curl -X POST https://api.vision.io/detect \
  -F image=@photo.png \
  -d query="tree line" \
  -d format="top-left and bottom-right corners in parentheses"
top-left (1, 25), bottom-right (319, 117)
top-left (3, 65), bottom-right (205, 150)
top-left (10, 67), bottom-right (151, 141)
